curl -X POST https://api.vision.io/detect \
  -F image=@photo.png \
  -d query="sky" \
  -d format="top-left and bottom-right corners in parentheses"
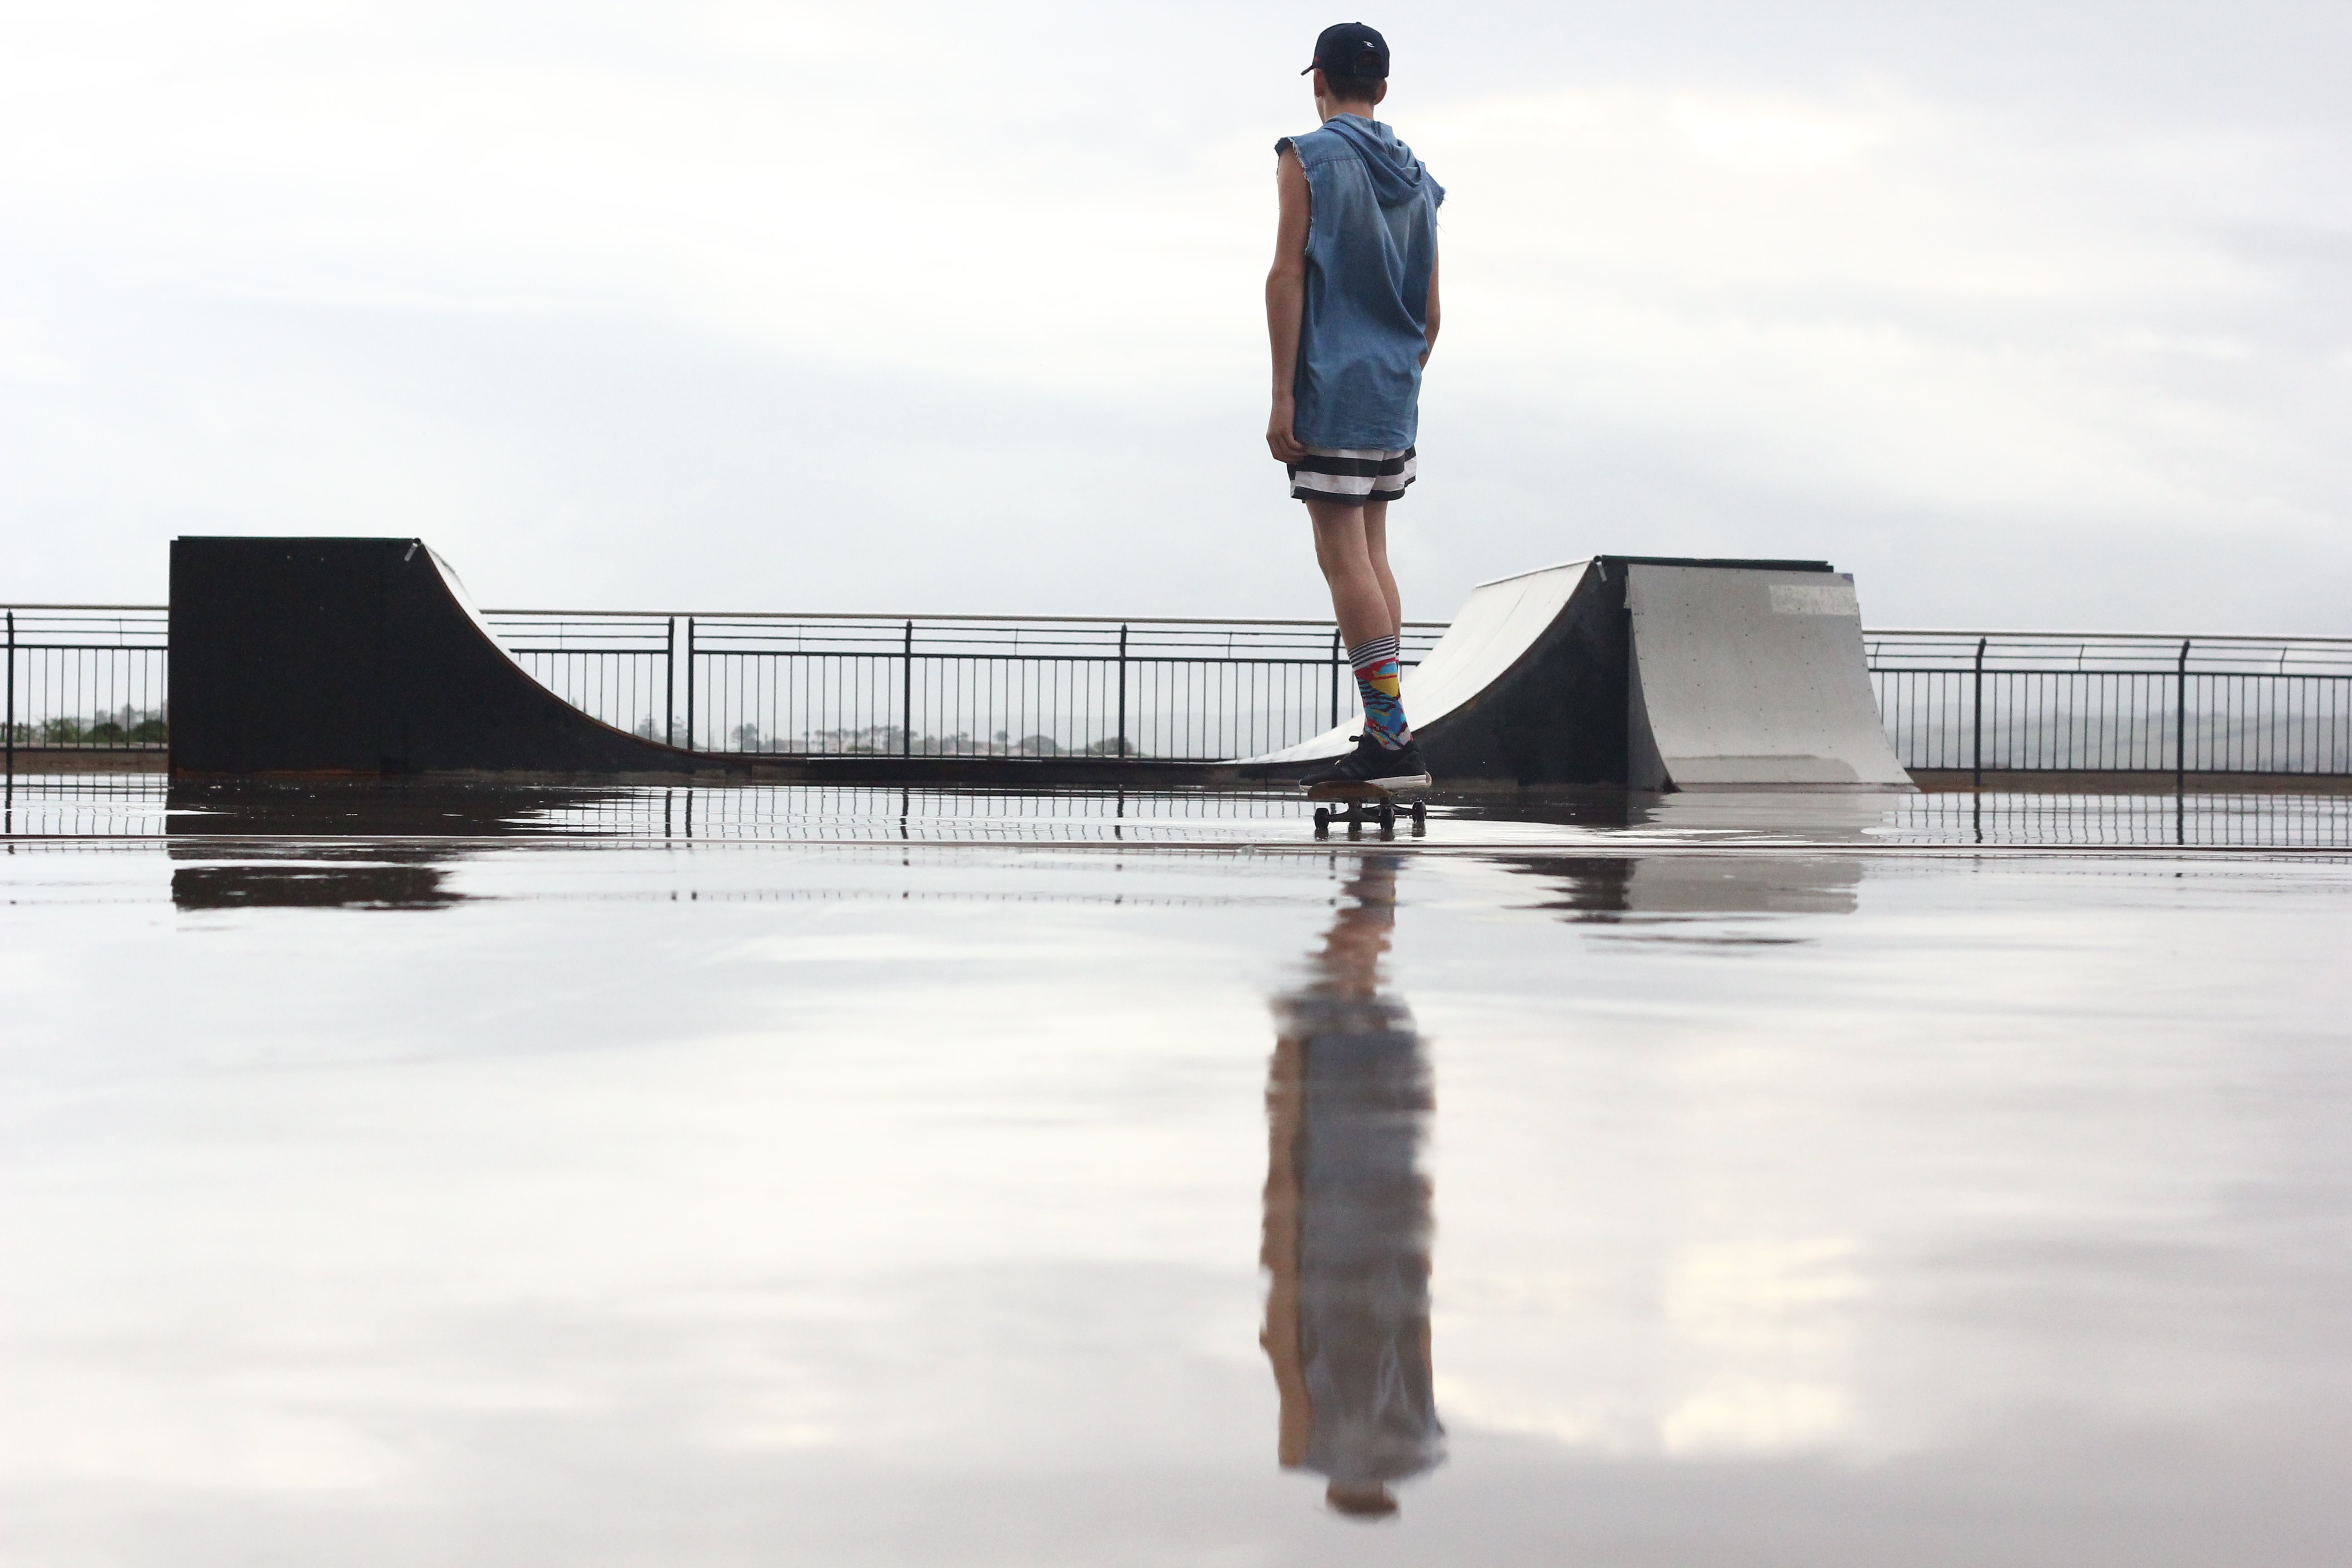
top-left (1, 0), bottom-right (2347, 631)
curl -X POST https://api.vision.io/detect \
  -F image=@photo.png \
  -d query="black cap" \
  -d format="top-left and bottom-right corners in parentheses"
top-left (1302, 22), bottom-right (1389, 78)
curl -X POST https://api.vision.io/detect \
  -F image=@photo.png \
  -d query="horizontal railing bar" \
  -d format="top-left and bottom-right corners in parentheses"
top-left (621, 654), bottom-right (1422, 668)
top-left (1913, 765), bottom-right (2352, 776)
top-left (1867, 628), bottom-right (2352, 646)
top-left (501, 616), bottom-right (1431, 629)
top-left (667, 626), bottom-right (1429, 638)
top-left (489, 608), bottom-right (1451, 627)
top-left (11, 602), bottom-right (2346, 647)
top-left (1873, 666), bottom-right (2352, 679)
top-left (513, 641), bottom-right (1388, 651)
top-left (516, 647), bottom-right (1423, 662)
top-left (676, 649), bottom-right (1387, 661)
top-left (1871, 655), bottom-right (2352, 667)
top-left (6, 602), bottom-right (2349, 647)
top-left (681, 755), bottom-right (2352, 772)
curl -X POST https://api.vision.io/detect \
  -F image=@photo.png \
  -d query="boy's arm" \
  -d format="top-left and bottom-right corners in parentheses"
top-left (1421, 245), bottom-right (1441, 368)
top-left (1265, 147), bottom-right (1311, 462)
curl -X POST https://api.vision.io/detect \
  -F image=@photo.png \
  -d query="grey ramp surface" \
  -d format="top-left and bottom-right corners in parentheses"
top-left (1626, 564), bottom-right (1912, 789)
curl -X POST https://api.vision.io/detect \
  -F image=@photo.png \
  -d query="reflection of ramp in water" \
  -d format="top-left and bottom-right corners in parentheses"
top-left (1509, 854), bottom-right (1865, 920)
top-left (1241, 556), bottom-right (1912, 791)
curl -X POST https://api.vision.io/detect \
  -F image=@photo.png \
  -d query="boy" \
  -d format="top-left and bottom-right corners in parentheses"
top-left (1266, 22), bottom-right (1443, 792)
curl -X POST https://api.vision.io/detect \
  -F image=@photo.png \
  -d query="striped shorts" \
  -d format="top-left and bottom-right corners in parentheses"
top-left (1287, 446), bottom-right (1418, 505)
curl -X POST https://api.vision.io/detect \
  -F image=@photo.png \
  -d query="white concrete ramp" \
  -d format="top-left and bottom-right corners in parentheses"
top-left (1626, 563), bottom-right (1911, 790)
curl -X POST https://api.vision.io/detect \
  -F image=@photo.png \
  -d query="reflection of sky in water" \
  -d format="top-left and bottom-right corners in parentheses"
top-left (2, 821), bottom-right (2349, 1564)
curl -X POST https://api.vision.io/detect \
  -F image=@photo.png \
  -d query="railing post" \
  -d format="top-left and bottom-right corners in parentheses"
top-left (5, 611), bottom-right (15, 786)
top-left (664, 616), bottom-right (676, 746)
top-left (1115, 623), bottom-right (1129, 758)
top-left (683, 617), bottom-right (696, 753)
top-left (902, 619), bottom-right (914, 758)
top-left (2176, 637), bottom-right (2191, 791)
top-left (1329, 627), bottom-right (1343, 727)
top-left (1971, 635), bottom-right (1986, 789)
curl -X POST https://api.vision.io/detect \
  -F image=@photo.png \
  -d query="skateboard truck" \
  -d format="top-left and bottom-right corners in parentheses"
top-left (1310, 792), bottom-right (1427, 839)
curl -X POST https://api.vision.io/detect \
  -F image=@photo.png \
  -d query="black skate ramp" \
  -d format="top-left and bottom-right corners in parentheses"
top-left (167, 538), bottom-right (1234, 782)
top-left (170, 537), bottom-right (698, 777)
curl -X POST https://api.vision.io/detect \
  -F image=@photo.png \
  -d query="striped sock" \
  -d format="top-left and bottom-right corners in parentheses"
top-left (1348, 636), bottom-right (1413, 750)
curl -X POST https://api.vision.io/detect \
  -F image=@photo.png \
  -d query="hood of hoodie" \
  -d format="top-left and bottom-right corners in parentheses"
top-left (1320, 114), bottom-right (1443, 208)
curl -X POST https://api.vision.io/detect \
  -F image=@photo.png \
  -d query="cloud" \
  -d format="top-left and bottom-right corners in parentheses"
top-left (0, 1), bottom-right (2345, 631)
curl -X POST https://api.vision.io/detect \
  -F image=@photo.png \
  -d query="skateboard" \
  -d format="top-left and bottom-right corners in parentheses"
top-left (1308, 781), bottom-right (1428, 838)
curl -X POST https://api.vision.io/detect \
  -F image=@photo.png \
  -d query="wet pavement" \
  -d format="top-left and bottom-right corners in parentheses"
top-left (7, 773), bottom-right (2352, 848)
top-left (3, 776), bottom-right (2350, 1565)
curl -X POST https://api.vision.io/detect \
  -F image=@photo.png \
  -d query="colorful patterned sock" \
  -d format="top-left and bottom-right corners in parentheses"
top-left (1348, 635), bottom-right (1413, 750)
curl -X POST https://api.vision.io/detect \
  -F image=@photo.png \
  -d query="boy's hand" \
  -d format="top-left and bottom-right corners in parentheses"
top-left (1266, 399), bottom-right (1307, 463)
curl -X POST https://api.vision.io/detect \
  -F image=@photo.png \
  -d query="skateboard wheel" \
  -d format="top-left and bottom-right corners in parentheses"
top-left (1411, 801), bottom-right (1426, 825)
top-left (1312, 806), bottom-right (1331, 835)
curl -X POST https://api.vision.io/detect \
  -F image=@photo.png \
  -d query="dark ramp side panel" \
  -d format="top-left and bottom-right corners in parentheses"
top-left (170, 537), bottom-right (691, 776)
top-left (1416, 560), bottom-right (1631, 785)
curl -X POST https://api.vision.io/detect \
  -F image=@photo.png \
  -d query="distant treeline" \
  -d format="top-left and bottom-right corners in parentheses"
top-left (6, 705), bottom-right (168, 745)
top-left (627, 717), bottom-right (1136, 757)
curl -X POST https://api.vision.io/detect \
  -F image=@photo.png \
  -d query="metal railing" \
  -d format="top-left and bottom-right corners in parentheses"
top-left (488, 612), bottom-right (1445, 762)
top-left (2, 607), bottom-right (171, 763)
top-left (6, 603), bottom-right (2351, 780)
top-left (1890, 789), bottom-right (2352, 848)
top-left (1867, 631), bottom-right (2352, 781)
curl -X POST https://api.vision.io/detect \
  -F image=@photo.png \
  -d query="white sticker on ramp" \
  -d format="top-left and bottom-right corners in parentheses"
top-left (1770, 582), bottom-right (1861, 617)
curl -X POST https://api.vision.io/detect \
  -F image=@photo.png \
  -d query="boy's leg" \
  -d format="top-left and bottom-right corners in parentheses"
top-left (1306, 499), bottom-right (1415, 752)
top-left (1306, 500), bottom-right (1394, 648)
top-left (1362, 498), bottom-right (1401, 632)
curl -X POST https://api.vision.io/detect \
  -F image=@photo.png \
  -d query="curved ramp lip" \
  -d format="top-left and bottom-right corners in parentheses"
top-left (420, 541), bottom-right (701, 761)
top-left (1234, 558), bottom-right (1594, 765)
top-left (1472, 557), bottom-right (1591, 590)
top-left (423, 544), bottom-right (509, 655)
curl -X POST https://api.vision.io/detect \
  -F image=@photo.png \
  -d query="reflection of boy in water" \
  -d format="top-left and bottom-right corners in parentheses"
top-left (1261, 854), bottom-right (1444, 1518)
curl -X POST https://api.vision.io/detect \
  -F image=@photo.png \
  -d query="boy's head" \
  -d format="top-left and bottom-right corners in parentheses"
top-left (1304, 22), bottom-right (1389, 111)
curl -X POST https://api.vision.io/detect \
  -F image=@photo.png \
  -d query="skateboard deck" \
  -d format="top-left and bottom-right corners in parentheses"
top-left (1302, 775), bottom-right (1431, 801)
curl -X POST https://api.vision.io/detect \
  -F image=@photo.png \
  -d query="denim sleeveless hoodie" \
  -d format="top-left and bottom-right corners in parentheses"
top-left (1277, 115), bottom-right (1445, 451)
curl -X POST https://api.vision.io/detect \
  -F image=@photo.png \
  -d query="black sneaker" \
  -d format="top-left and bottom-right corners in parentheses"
top-left (1300, 733), bottom-right (1432, 793)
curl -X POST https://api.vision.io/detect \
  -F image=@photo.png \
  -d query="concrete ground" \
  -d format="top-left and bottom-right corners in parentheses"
top-left (2, 780), bottom-right (2348, 1567)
